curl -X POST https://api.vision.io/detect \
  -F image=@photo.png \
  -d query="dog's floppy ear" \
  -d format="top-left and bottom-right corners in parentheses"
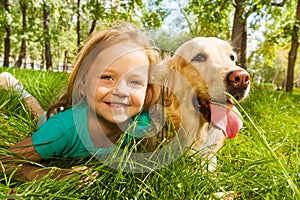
top-left (169, 55), bottom-right (189, 72)
top-left (150, 62), bottom-right (172, 85)
top-left (150, 54), bottom-right (190, 89)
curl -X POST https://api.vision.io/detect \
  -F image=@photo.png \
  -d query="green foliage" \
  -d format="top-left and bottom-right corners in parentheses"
top-left (1, 0), bottom-right (300, 86)
top-left (151, 29), bottom-right (192, 53)
top-left (0, 0), bottom-right (167, 69)
top-left (140, 0), bottom-right (169, 29)
top-left (0, 70), bottom-right (299, 199)
top-left (247, 0), bottom-right (300, 86)
top-left (185, 0), bottom-right (233, 39)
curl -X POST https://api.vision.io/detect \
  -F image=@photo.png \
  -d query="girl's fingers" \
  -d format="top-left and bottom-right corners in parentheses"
top-left (71, 166), bottom-right (99, 189)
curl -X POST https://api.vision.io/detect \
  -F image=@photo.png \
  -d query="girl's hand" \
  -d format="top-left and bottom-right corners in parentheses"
top-left (70, 166), bottom-right (99, 189)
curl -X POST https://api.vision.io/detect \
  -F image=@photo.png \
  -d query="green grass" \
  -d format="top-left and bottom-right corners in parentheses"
top-left (0, 68), bottom-right (299, 199)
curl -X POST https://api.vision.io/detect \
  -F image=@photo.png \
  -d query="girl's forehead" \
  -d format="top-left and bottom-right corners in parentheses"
top-left (85, 43), bottom-right (149, 79)
top-left (97, 42), bottom-right (143, 61)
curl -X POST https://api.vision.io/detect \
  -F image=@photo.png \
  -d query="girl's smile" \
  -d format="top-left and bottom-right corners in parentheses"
top-left (106, 102), bottom-right (129, 108)
top-left (104, 101), bottom-right (130, 111)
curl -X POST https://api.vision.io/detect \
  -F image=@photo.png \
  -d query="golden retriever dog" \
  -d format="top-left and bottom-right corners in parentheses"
top-left (146, 37), bottom-right (250, 170)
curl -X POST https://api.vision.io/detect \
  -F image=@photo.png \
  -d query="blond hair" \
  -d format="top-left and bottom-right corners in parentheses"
top-left (47, 22), bottom-right (160, 118)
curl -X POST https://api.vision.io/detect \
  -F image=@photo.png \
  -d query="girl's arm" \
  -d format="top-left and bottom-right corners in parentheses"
top-left (23, 96), bottom-right (46, 119)
top-left (3, 137), bottom-right (71, 181)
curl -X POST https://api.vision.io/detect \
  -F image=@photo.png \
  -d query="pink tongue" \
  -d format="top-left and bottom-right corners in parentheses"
top-left (209, 103), bottom-right (243, 139)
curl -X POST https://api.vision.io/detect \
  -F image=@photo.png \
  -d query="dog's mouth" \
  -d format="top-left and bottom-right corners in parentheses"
top-left (193, 97), bottom-right (243, 139)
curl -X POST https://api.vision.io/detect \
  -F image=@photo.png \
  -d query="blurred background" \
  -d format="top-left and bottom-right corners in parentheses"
top-left (0, 0), bottom-right (299, 92)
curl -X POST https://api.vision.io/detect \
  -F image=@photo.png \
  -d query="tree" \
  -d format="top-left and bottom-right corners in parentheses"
top-left (247, 0), bottom-right (299, 89)
top-left (140, 0), bottom-right (168, 29)
top-left (0, 0), bottom-right (166, 70)
top-left (15, 0), bottom-right (28, 68)
top-left (231, 0), bottom-right (248, 69)
top-left (43, 0), bottom-right (53, 71)
top-left (1, 0), bottom-right (11, 67)
top-left (77, 0), bottom-right (81, 52)
top-left (286, 0), bottom-right (300, 92)
top-left (152, 29), bottom-right (191, 53)
top-left (184, 0), bottom-right (232, 39)
top-left (231, 0), bottom-right (286, 69)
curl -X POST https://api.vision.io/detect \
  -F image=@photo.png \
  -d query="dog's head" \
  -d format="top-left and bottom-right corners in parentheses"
top-left (152, 37), bottom-right (250, 139)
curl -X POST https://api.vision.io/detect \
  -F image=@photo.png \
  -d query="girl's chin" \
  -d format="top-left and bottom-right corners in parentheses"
top-left (106, 115), bottom-right (131, 124)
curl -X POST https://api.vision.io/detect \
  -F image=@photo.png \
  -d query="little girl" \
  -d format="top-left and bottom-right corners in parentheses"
top-left (2, 22), bottom-right (160, 181)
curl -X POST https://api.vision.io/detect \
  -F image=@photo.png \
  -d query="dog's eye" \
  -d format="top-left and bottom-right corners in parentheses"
top-left (230, 55), bottom-right (235, 61)
top-left (192, 53), bottom-right (207, 62)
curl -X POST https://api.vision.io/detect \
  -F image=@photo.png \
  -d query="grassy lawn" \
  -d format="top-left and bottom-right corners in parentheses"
top-left (0, 68), bottom-right (299, 199)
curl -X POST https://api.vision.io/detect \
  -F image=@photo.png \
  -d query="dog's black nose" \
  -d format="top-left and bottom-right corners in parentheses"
top-left (227, 70), bottom-right (250, 89)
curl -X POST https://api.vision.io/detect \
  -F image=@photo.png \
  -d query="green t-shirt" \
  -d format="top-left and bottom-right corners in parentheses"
top-left (32, 104), bottom-right (150, 159)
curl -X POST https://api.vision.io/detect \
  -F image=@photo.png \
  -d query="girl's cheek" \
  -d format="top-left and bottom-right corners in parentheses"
top-left (133, 89), bottom-right (147, 105)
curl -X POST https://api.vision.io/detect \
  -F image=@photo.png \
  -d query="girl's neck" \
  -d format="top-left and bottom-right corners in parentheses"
top-left (87, 111), bottom-right (128, 148)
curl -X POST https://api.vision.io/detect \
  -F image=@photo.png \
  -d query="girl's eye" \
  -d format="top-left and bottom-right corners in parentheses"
top-left (129, 80), bottom-right (143, 87)
top-left (100, 75), bottom-right (114, 81)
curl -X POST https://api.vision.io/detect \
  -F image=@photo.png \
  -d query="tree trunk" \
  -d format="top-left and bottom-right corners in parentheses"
top-left (63, 50), bottom-right (68, 72)
top-left (40, 50), bottom-right (44, 70)
top-left (286, 0), bottom-right (300, 92)
top-left (4, 27), bottom-right (11, 67)
top-left (31, 60), bottom-right (34, 69)
top-left (15, 0), bottom-right (27, 68)
top-left (89, 19), bottom-right (98, 36)
top-left (2, 0), bottom-right (10, 67)
top-left (43, 1), bottom-right (53, 71)
top-left (231, 0), bottom-right (247, 69)
top-left (77, 0), bottom-right (81, 53)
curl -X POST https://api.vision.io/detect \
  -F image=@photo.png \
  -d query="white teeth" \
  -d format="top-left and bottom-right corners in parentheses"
top-left (111, 103), bottom-right (128, 106)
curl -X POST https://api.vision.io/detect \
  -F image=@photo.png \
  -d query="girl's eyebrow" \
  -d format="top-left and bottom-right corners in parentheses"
top-left (101, 68), bottom-right (148, 77)
top-left (101, 68), bottom-right (114, 73)
top-left (127, 72), bottom-right (148, 79)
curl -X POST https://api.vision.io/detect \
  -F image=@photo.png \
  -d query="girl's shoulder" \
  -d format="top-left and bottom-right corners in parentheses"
top-left (134, 110), bottom-right (150, 122)
top-left (42, 104), bottom-right (88, 129)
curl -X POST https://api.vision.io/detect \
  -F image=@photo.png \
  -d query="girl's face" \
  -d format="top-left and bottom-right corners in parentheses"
top-left (83, 43), bottom-right (150, 125)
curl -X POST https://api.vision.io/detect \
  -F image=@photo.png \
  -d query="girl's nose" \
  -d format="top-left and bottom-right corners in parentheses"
top-left (112, 80), bottom-right (130, 96)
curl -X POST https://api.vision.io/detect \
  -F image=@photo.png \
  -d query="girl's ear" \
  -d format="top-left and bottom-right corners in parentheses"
top-left (79, 77), bottom-right (87, 96)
